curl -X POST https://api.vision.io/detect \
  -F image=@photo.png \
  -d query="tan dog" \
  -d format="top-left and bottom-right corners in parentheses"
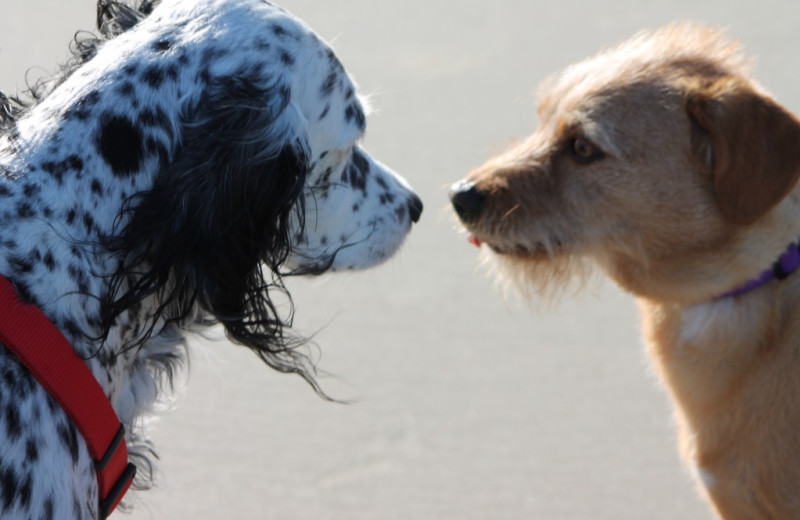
top-left (450, 24), bottom-right (800, 520)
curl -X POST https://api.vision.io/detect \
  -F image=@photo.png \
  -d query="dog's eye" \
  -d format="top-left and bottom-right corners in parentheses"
top-left (569, 136), bottom-right (604, 164)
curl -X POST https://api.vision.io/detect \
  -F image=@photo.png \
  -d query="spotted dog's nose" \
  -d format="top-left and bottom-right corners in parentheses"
top-left (408, 194), bottom-right (424, 223)
top-left (449, 180), bottom-right (485, 223)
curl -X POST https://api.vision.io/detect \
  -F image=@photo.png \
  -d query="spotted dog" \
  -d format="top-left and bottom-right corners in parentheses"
top-left (0, 0), bottom-right (422, 518)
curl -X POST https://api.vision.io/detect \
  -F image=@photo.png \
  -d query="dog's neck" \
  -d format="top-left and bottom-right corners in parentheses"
top-left (717, 238), bottom-right (800, 299)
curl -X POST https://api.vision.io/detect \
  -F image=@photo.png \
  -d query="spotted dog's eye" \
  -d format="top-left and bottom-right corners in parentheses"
top-left (568, 136), bottom-right (604, 164)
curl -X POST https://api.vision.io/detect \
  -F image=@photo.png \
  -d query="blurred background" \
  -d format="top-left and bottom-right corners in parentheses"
top-left (3, 1), bottom-right (800, 518)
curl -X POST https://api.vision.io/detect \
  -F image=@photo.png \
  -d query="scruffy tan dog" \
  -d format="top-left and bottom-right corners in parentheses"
top-left (450, 24), bottom-right (800, 520)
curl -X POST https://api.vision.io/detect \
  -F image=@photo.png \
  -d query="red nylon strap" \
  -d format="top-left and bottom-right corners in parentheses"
top-left (0, 276), bottom-right (135, 518)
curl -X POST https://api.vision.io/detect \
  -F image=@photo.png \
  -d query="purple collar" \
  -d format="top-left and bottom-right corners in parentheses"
top-left (719, 240), bottom-right (800, 299)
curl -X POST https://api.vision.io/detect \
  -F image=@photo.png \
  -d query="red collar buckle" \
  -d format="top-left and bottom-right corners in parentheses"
top-left (96, 425), bottom-right (137, 519)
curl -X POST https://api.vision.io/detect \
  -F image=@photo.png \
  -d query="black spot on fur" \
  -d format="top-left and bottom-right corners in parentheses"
top-left (91, 179), bottom-right (103, 195)
top-left (117, 81), bottom-right (136, 98)
top-left (12, 281), bottom-right (34, 305)
top-left (96, 114), bottom-right (144, 176)
top-left (40, 157), bottom-right (78, 183)
top-left (345, 103), bottom-right (366, 131)
top-left (326, 48), bottom-right (344, 71)
top-left (43, 497), bottom-right (54, 520)
top-left (0, 466), bottom-right (18, 509)
top-left (80, 90), bottom-right (100, 107)
top-left (145, 136), bottom-right (169, 165)
top-left (271, 23), bottom-right (288, 38)
top-left (142, 65), bottom-right (167, 88)
top-left (15, 202), bottom-right (35, 219)
top-left (1, 370), bottom-right (14, 391)
top-left (9, 256), bottom-right (33, 274)
top-left (4, 407), bottom-right (21, 441)
top-left (83, 213), bottom-right (96, 234)
top-left (43, 251), bottom-right (56, 271)
top-left (396, 204), bottom-right (408, 221)
top-left (152, 38), bottom-right (173, 53)
top-left (61, 318), bottom-right (84, 339)
top-left (25, 439), bottom-right (38, 463)
top-left (66, 208), bottom-right (76, 225)
top-left (45, 395), bottom-right (58, 415)
top-left (18, 473), bottom-right (31, 509)
top-left (348, 148), bottom-right (370, 192)
top-left (67, 155), bottom-right (84, 172)
top-left (343, 165), bottom-right (367, 193)
top-left (166, 63), bottom-right (179, 82)
top-left (63, 90), bottom-right (101, 122)
top-left (40, 155), bottom-right (84, 183)
top-left (138, 105), bottom-right (170, 132)
top-left (57, 422), bottom-right (80, 465)
top-left (279, 49), bottom-right (295, 66)
top-left (321, 72), bottom-right (337, 96)
top-left (22, 183), bottom-right (40, 198)
top-left (318, 105), bottom-right (330, 120)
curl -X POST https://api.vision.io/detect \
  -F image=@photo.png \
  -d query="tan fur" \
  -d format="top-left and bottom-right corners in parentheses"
top-left (453, 23), bottom-right (800, 519)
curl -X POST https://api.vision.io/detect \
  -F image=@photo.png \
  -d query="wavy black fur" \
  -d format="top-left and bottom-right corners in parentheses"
top-left (102, 74), bottom-right (321, 390)
top-left (1, 0), bottom-right (326, 393)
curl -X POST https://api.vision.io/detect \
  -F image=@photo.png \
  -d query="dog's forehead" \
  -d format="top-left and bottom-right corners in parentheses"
top-left (538, 23), bottom-right (750, 121)
top-left (534, 23), bottom-right (757, 158)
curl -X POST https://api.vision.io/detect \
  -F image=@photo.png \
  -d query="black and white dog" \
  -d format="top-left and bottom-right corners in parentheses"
top-left (0, 0), bottom-right (422, 517)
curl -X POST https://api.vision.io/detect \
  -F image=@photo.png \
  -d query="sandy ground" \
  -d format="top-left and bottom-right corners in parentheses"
top-left (3, 1), bottom-right (800, 519)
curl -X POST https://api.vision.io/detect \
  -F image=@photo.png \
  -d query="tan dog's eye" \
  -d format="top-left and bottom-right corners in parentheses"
top-left (569, 136), bottom-right (604, 164)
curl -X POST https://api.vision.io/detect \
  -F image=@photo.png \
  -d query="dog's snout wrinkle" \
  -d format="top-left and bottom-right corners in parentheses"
top-left (449, 180), bottom-right (485, 224)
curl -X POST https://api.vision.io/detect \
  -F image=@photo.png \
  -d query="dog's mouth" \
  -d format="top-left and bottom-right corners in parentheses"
top-left (467, 233), bottom-right (564, 259)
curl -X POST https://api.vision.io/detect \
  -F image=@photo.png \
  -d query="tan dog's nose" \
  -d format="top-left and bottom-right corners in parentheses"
top-left (449, 180), bottom-right (485, 223)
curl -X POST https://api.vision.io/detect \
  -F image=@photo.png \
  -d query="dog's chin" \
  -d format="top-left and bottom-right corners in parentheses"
top-left (285, 236), bottom-right (409, 274)
top-left (469, 233), bottom-right (565, 261)
top-left (470, 234), bottom-right (592, 301)
top-left (284, 253), bottom-right (392, 274)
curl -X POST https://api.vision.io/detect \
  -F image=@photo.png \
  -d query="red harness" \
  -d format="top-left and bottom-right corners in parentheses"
top-left (0, 276), bottom-right (136, 518)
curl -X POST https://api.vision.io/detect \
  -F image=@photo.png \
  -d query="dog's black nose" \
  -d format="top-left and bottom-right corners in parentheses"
top-left (408, 194), bottom-right (423, 223)
top-left (449, 180), bottom-right (485, 223)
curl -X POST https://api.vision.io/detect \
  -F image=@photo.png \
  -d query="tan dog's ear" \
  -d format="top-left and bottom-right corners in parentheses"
top-left (686, 80), bottom-right (800, 225)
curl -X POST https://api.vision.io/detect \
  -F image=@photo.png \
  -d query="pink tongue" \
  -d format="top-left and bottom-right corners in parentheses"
top-left (468, 235), bottom-right (482, 248)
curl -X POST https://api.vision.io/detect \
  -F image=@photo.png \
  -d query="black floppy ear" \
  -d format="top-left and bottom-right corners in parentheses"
top-left (106, 76), bottom-right (310, 337)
